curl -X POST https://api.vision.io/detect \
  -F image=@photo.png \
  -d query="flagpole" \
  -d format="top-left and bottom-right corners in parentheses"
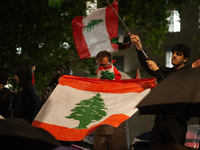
top-left (106, 0), bottom-right (149, 60)
top-left (106, 0), bottom-right (131, 34)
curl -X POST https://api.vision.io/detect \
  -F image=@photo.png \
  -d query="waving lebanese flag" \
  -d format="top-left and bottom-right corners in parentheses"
top-left (72, 0), bottom-right (119, 59)
top-left (32, 75), bottom-right (155, 141)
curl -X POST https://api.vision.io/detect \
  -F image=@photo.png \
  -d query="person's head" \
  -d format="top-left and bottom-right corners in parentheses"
top-left (0, 72), bottom-right (8, 86)
top-left (96, 50), bottom-right (113, 68)
top-left (171, 44), bottom-right (191, 68)
top-left (14, 65), bottom-right (33, 86)
top-left (51, 64), bottom-right (73, 84)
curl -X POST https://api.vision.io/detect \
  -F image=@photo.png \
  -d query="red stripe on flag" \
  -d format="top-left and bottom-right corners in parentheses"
top-left (71, 16), bottom-right (91, 59)
top-left (59, 75), bottom-right (155, 93)
top-left (32, 114), bottom-right (129, 141)
top-left (106, 1), bottom-right (119, 51)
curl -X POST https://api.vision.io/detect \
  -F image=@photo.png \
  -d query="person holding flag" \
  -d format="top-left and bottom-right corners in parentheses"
top-left (93, 50), bottom-right (131, 150)
top-left (130, 34), bottom-right (192, 149)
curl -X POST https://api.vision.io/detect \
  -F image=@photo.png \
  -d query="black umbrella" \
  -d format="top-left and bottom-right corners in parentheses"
top-left (0, 118), bottom-right (62, 150)
top-left (137, 67), bottom-right (200, 118)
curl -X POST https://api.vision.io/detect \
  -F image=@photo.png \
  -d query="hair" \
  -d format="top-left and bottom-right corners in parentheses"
top-left (0, 72), bottom-right (8, 85)
top-left (14, 66), bottom-right (33, 86)
top-left (172, 44), bottom-right (191, 59)
top-left (51, 64), bottom-right (73, 84)
top-left (96, 50), bottom-right (112, 62)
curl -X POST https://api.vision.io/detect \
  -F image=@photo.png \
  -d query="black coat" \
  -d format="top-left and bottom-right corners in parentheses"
top-left (136, 49), bottom-right (189, 148)
top-left (0, 87), bottom-right (13, 118)
top-left (14, 83), bottom-right (41, 124)
top-left (13, 66), bottom-right (41, 124)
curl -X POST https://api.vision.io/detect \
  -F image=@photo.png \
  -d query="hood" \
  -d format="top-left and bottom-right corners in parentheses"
top-left (14, 66), bottom-right (33, 86)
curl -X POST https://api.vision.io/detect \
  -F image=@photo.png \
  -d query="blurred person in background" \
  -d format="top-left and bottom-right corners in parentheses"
top-left (0, 72), bottom-right (14, 118)
top-left (13, 65), bottom-right (41, 124)
top-left (41, 64), bottom-right (73, 106)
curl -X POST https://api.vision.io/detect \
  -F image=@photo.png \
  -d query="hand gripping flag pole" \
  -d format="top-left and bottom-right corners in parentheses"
top-left (106, 0), bottom-right (149, 60)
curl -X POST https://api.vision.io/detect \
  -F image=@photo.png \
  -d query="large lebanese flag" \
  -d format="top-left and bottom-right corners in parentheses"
top-left (71, 0), bottom-right (119, 59)
top-left (32, 75), bottom-right (155, 141)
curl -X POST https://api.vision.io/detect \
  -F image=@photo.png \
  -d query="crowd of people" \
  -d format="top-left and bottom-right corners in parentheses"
top-left (0, 64), bottom-right (73, 124)
top-left (1, 34), bottom-right (200, 149)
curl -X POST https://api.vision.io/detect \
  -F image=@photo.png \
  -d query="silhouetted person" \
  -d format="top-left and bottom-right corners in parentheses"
top-left (131, 34), bottom-right (191, 149)
top-left (0, 72), bottom-right (13, 118)
top-left (13, 65), bottom-right (41, 124)
top-left (41, 64), bottom-right (73, 106)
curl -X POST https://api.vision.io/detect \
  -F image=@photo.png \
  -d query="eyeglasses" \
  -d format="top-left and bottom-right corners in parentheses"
top-left (97, 62), bottom-right (111, 67)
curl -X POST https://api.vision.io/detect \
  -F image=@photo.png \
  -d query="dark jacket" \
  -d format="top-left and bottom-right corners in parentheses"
top-left (0, 87), bottom-right (13, 118)
top-left (137, 49), bottom-right (191, 148)
top-left (13, 66), bottom-right (41, 124)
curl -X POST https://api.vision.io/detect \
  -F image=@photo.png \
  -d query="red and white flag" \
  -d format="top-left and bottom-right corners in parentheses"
top-left (32, 75), bottom-right (155, 141)
top-left (71, 1), bottom-right (119, 59)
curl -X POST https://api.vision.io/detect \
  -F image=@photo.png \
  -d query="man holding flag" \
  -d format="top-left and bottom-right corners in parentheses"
top-left (32, 0), bottom-right (156, 148)
top-left (130, 34), bottom-right (191, 149)
top-left (93, 50), bottom-right (131, 150)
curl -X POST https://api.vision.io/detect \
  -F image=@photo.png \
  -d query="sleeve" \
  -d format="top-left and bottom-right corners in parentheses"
top-left (154, 66), bottom-right (173, 83)
top-left (136, 49), bottom-right (155, 76)
top-left (136, 48), bottom-right (172, 83)
top-left (154, 68), bottom-right (166, 83)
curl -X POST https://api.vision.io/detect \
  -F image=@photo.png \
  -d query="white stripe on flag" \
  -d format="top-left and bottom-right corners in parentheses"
top-left (35, 84), bottom-right (151, 129)
top-left (82, 8), bottom-right (113, 57)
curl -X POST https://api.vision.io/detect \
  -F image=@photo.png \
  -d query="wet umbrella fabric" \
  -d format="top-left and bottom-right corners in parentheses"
top-left (0, 118), bottom-right (62, 150)
top-left (137, 67), bottom-right (200, 117)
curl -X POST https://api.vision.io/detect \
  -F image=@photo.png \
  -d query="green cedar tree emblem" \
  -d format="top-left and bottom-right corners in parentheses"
top-left (84, 19), bottom-right (104, 32)
top-left (100, 70), bottom-right (115, 80)
top-left (65, 93), bottom-right (107, 129)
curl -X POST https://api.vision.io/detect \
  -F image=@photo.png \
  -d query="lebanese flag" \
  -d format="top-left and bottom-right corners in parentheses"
top-left (71, 0), bottom-right (119, 59)
top-left (32, 75), bottom-right (155, 141)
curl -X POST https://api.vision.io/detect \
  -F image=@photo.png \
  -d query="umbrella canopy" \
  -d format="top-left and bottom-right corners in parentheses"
top-left (137, 67), bottom-right (200, 117)
top-left (0, 118), bottom-right (62, 150)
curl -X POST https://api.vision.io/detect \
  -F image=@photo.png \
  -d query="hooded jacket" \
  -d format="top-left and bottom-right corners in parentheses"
top-left (13, 66), bottom-right (41, 124)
